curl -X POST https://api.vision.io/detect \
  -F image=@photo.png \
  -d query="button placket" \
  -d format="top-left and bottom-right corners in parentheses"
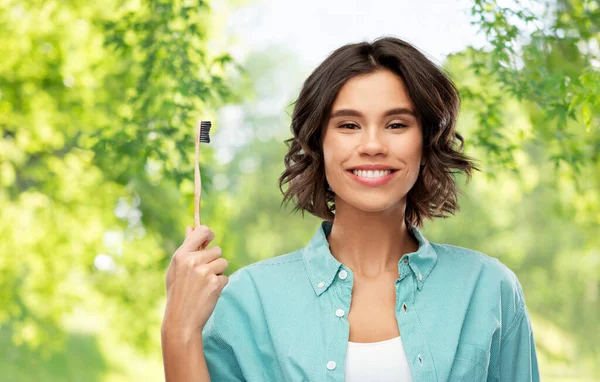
top-left (397, 261), bottom-right (415, 311)
top-left (395, 262), bottom-right (436, 380)
top-left (324, 267), bottom-right (352, 380)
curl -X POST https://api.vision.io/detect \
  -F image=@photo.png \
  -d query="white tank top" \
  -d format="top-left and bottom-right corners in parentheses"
top-left (345, 336), bottom-right (414, 382)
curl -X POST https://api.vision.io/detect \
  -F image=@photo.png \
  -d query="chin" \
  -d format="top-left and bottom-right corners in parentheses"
top-left (339, 197), bottom-right (402, 213)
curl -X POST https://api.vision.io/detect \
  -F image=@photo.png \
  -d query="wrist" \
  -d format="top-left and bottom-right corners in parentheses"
top-left (161, 322), bottom-right (203, 345)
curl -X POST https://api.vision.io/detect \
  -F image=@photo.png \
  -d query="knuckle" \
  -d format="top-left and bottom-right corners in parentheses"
top-left (172, 252), bottom-right (182, 264)
top-left (173, 253), bottom-right (188, 267)
top-left (185, 257), bottom-right (196, 269)
top-left (209, 275), bottom-right (220, 288)
top-left (196, 266), bottom-right (210, 278)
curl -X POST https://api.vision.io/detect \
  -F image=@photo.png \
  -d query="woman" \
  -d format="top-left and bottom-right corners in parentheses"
top-left (161, 36), bottom-right (540, 381)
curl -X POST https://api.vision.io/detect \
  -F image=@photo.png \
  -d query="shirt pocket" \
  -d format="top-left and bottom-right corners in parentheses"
top-left (448, 342), bottom-right (490, 382)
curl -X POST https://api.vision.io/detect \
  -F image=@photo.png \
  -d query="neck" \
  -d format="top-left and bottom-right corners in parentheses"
top-left (326, 200), bottom-right (419, 279)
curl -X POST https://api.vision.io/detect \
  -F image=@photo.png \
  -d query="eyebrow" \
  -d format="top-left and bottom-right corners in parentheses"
top-left (328, 107), bottom-right (417, 120)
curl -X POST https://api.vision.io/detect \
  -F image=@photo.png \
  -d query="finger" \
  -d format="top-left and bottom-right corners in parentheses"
top-left (188, 245), bottom-right (223, 264)
top-left (216, 274), bottom-right (229, 295)
top-left (185, 226), bottom-right (192, 239)
top-left (180, 225), bottom-right (215, 252)
top-left (203, 257), bottom-right (228, 275)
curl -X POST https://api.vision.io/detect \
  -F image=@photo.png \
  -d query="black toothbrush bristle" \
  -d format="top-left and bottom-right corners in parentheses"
top-left (199, 120), bottom-right (211, 143)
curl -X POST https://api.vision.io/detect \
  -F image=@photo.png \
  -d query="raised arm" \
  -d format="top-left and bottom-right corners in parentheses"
top-left (161, 225), bottom-right (229, 382)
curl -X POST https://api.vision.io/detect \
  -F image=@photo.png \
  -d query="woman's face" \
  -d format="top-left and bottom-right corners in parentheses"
top-left (322, 69), bottom-right (423, 214)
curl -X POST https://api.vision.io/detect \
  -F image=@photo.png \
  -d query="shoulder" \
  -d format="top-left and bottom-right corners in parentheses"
top-left (226, 249), bottom-right (304, 288)
top-left (431, 242), bottom-right (527, 325)
top-left (214, 249), bottom-right (305, 306)
top-left (432, 242), bottom-right (524, 296)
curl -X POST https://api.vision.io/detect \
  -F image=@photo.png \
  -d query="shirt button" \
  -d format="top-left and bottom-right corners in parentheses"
top-left (418, 273), bottom-right (423, 281)
top-left (335, 309), bottom-right (345, 317)
top-left (317, 281), bottom-right (325, 288)
top-left (403, 258), bottom-right (408, 264)
top-left (326, 360), bottom-right (337, 370)
top-left (338, 270), bottom-right (348, 279)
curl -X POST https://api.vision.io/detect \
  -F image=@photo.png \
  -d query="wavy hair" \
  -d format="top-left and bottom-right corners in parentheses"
top-left (278, 36), bottom-right (480, 228)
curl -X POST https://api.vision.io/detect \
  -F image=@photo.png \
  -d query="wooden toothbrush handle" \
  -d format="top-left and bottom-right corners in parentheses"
top-left (194, 120), bottom-right (202, 228)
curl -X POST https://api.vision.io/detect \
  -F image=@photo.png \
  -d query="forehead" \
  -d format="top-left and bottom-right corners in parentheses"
top-left (330, 69), bottom-right (414, 112)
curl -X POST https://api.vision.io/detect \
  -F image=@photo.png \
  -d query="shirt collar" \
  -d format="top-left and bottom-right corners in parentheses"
top-left (302, 220), bottom-right (438, 296)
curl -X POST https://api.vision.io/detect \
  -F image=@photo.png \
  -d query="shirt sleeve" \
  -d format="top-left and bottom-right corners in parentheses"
top-left (201, 269), bottom-right (249, 382)
top-left (493, 291), bottom-right (541, 381)
top-left (202, 311), bottom-right (245, 381)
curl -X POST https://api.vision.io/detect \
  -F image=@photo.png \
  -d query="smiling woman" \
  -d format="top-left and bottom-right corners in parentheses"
top-left (280, 39), bottom-right (478, 229)
top-left (323, 69), bottom-right (427, 210)
top-left (197, 36), bottom-right (540, 382)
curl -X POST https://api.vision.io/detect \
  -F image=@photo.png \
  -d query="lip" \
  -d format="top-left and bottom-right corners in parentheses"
top-left (346, 169), bottom-right (397, 186)
top-left (347, 164), bottom-right (398, 171)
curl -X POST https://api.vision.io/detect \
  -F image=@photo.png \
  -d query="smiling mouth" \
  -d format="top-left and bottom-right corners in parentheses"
top-left (346, 169), bottom-right (398, 179)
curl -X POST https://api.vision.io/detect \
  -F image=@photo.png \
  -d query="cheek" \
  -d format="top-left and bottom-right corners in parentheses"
top-left (322, 136), bottom-right (347, 167)
top-left (322, 141), bottom-right (337, 181)
top-left (397, 131), bottom-right (423, 161)
top-left (322, 148), bottom-right (335, 176)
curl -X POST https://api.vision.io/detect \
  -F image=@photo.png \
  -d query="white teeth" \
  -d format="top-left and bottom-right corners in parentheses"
top-left (352, 169), bottom-right (392, 179)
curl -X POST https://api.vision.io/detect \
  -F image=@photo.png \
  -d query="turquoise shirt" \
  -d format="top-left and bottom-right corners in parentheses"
top-left (202, 221), bottom-right (540, 381)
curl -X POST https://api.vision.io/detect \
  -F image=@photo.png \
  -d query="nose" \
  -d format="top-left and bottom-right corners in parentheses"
top-left (357, 127), bottom-right (387, 156)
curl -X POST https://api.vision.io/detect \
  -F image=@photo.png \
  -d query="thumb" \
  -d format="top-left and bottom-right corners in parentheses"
top-left (185, 226), bottom-right (192, 238)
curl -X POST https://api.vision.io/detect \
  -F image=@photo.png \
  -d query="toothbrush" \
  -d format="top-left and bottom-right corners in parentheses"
top-left (194, 120), bottom-right (211, 228)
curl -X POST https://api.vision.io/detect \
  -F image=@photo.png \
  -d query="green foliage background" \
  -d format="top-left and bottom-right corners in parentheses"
top-left (0, 0), bottom-right (598, 380)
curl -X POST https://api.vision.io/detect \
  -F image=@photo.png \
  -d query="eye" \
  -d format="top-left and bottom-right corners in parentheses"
top-left (338, 123), bottom-right (408, 129)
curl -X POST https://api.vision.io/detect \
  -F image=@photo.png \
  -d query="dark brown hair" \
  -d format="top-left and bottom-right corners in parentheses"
top-left (278, 36), bottom-right (480, 229)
